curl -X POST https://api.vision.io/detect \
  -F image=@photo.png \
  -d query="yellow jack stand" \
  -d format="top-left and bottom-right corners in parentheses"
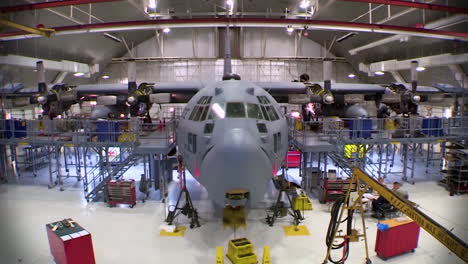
top-left (283, 225), bottom-right (310, 236)
top-left (262, 246), bottom-right (270, 264)
top-left (159, 226), bottom-right (187, 237)
top-left (216, 246), bottom-right (224, 264)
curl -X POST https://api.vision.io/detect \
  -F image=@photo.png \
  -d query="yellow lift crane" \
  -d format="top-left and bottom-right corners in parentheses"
top-left (323, 168), bottom-right (467, 263)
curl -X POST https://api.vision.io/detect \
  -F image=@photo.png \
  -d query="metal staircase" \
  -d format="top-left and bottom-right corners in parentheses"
top-left (84, 149), bottom-right (139, 202)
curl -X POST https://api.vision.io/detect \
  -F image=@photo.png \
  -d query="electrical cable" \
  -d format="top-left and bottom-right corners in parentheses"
top-left (325, 196), bottom-right (354, 264)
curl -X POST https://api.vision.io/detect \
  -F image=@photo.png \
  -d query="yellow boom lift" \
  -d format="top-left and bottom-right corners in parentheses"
top-left (323, 168), bottom-right (467, 264)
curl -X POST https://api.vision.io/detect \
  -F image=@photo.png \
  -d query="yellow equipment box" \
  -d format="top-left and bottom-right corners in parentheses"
top-left (292, 193), bottom-right (313, 211)
top-left (227, 238), bottom-right (258, 264)
top-left (344, 144), bottom-right (368, 159)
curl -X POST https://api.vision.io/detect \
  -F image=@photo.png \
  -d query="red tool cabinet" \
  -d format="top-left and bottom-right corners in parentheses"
top-left (375, 218), bottom-right (420, 260)
top-left (105, 179), bottom-right (137, 207)
top-left (46, 218), bottom-right (96, 264)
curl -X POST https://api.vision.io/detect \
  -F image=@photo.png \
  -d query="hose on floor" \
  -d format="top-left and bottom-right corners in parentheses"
top-left (325, 196), bottom-right (354, 264)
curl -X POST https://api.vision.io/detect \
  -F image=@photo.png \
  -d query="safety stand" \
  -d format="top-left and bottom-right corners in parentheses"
top-left (165, 158), bottom-right (200, 229)
top-left (322, 169), bottom-right (372, 264)
top-left (266, 175), bottom-right (304, 227)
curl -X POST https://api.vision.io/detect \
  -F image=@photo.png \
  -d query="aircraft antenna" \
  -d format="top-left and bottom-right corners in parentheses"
top-left (222, 18), bottom-right (240, 80)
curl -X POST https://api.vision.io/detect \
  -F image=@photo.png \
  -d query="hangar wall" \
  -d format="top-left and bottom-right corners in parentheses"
top-left (100, 28), bottom-right (360, 84)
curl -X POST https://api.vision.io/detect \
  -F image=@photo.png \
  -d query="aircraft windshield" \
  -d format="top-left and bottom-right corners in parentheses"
top-left (226, 103), bottom-right (246, 118)
top-left (247, 103), bottom-right (263, 119)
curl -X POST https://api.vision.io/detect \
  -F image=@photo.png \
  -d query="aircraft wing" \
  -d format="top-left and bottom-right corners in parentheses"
top-left (152, 81), bottom-right (212, 93)
top-left (325, 83), bottom-right (387, 93)
top-left (254, 82), bottom-right (307, 94)
top-left (391, 83), bottom-right (442, 93)
top-left (75, 84), bottom-right (129, 96)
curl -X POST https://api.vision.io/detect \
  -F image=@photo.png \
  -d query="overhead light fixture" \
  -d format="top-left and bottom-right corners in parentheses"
top-left (148, 0), bottom-right (157, 9)
top-left (74, 72), bottom-right (85, 77)
top-left (299, 0), bottom-right (311, 9)
top-left (102, 75), bottom-right (110, 79)
top-left (416, 66), bottom-right (426, 72)
top-left (226, 0), bottom-right (234, 15)
top-left (286, 25), bottom-right (294, 33)
top-left (163, 27), bottom-right (171, 33)
top-left (374, 71), bottom-right (385, 76)
top-left (146, 0), bottom-right (157, 16)
top-left (291, 111), bottom-right (301, 118)
top-left (348, 73), bottom-right (356, 78)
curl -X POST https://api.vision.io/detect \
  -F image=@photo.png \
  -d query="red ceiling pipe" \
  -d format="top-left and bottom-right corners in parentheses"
top-left (0, 0), bottom-right (123, 13)
top-left (339, 0), bottom-right (468, 14)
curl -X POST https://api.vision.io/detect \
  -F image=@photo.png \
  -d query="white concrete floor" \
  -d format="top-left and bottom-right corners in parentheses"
top-left (0, 164), bottom-right (467, 264)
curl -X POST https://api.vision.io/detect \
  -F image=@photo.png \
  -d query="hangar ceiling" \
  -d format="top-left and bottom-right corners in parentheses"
top-left (0, 0), bottom-right (467, 87)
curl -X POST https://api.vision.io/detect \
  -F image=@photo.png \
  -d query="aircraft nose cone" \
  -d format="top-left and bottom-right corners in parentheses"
top-left (218, 128), bottom-right (258, 153)
top-left (200, 128), bottom-right (272, 207)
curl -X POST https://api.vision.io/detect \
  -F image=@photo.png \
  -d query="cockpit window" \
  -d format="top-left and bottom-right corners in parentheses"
top-left (260, 105), bottom-right (270, 121)
top-left (256, 96), bottom-right (271, 104)
top-left (200, 106), bottom-right (209, 121)
top-left (204, 123), bottom-right (214, 134)
top-left (197, 96), bottom-right (213, 105)
top-left (193, 106), bottom-right (204, 121)
top-left (226, 102), bottom-right (245, 118)
top-left (266, 106), bottom-right (279, 121)
top-left (188, 106), bottom-right (199, 120)
top-left (247, 103), bottom-right (263, 119)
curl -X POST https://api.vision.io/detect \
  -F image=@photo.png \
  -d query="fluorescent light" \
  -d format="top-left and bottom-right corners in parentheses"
top-left (299, 0), bottom-right (310, 9)
top-left (163, 27), bottom-right (171, 33)
top-left (102, 75), bottom-right (110, 79)
top-left (226, 0), bottom-right (234, 7)
top-left (148, 0), bottom-right (157, 9)
top-left (348, 73), bottom-right (356, 78)
top-left (416, 66), bottom-right (426, 72)
top-left (74, 72), bottom-right (85, 77)
top-left (286, 26), bottom-right (294, 33)
top-left (374, 71), bottom-right (385, 76)
top-left (211, 103), bottom-right (225, 119)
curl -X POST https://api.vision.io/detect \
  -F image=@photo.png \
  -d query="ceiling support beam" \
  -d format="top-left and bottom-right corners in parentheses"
top-left (0, 0), bottom-right (123, 13)
top-left (0, 18), bottom-right (467, 42)
top-left (52, 72), bottom-right (69, 84)
top-left (390, 71), bottom-right (405, 83)
top-left (0, 19), bottom-right (54, 37)
top-left (448, 64), bottom-right (468, 89)
top-left (0, 55), bottom-right (99, 77)
top-left (338, 0), bottom-right (468, 14)
top-left (359, 53), bottom-right (468, 76)
top-left (349, 14), bottom-right (468, 55)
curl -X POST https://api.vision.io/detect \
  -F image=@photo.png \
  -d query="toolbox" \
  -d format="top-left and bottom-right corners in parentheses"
top-left (375, 218), bottom-right (420, 260)
top-left (46, 218), bottom-right (96, 264)
top-left (105, 179), bottom-right (137, 207)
